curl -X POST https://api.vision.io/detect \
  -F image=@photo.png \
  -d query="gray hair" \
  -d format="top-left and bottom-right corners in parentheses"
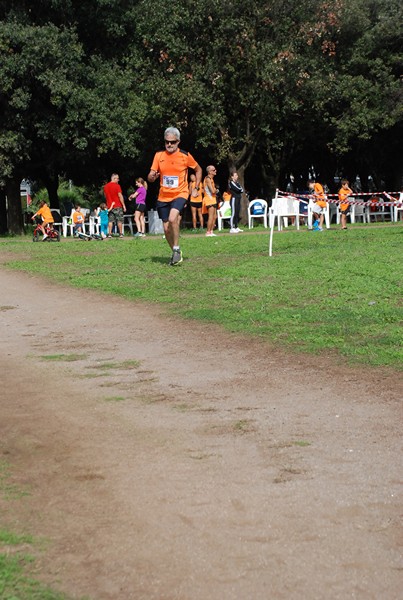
top-left (164, 127), bottom-right (180, 141)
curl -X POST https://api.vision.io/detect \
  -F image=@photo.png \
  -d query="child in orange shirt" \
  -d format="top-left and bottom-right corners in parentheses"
top-left (308, 179), bottom-right (327, 231)
top-left (338, 179), bottom-right (353, 230)
top-left (31, 200), bottom-right (54, 240)
top-left (72, 205), bottom-right (85, 235)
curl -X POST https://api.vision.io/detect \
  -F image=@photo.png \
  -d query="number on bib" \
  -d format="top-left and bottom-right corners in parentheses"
top-left (163, 175), bottom-right (179, 188)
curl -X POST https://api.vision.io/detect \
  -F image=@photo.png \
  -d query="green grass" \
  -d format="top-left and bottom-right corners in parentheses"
top-left (86, 359), bottom-right (140, 370)
top-left (39, 353), bottom-right (87, 362)
top-left (104, 396), bottom-right (126, 402)
top-left (0, 530), bottom-right (34, 546)
top-left (0, 461), bottom-right (29, 501)
top-left (0, 549), bottom-right (74, 599)
top-left (1, 225), bottom-right (402, 368)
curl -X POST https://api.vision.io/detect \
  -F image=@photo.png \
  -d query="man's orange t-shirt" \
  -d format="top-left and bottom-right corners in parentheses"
top-left (313, 183), bottom-right (327, 208)
top-left (37, 205), bottom-right (54, 223)
top-left (338, 186), bottom-right (353, 212)
top-left (151, 149), bottom-right (199, 202)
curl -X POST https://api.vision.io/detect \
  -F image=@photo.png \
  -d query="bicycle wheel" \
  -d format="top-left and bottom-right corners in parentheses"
top-left (33, 230), bottom-right (40, 242)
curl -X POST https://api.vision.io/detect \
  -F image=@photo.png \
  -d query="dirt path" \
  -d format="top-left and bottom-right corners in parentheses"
top-left (0, 267), bottom-right (401, 600)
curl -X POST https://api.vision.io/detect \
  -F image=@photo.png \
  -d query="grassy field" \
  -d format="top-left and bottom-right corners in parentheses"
top-left (1, 224), bottom-right (402, 369)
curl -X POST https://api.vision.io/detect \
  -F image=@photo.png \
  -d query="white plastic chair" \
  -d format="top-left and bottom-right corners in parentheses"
top-left (89, 215), bottom-right (100, 235)
top-left (217, 201), bottom-right (232, 230)
top-left (62, 208), bottom-right (89, 237)
top-left (368, 205), bottom-right (390, 222)
top-left (351, 204), bottom-right (369, 223)
top-left (248, 199), bottom-right (268, 228)
top-left (307, 200), bottom-right (330, 229)
top-left (122, 214), bottom-right (134, 235)
top-left (336, 205), bottom-right (356, 225)
top-left (392, 192), bottom-right (403, 222)
top-left (50, 209), bottom-right (63, 233)
top-left (269, 197), bottom-right (298, 230)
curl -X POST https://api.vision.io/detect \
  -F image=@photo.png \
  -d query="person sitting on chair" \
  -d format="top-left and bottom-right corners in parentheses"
top-left (72, 205), bottom-right (85, 236)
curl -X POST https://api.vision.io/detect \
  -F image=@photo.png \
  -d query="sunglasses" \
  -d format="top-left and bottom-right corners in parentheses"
top-left (165, 139), bottom-right (179, 146)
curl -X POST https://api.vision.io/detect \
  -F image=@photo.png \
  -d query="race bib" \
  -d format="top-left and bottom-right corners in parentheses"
top-left (163, 175), bottom-right (179, 188)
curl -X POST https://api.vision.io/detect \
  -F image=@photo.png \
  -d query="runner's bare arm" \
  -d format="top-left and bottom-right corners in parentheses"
top-left (192, 164), bottom-right (203, 197)
top-left (148, 169), bottom-right (159, 183)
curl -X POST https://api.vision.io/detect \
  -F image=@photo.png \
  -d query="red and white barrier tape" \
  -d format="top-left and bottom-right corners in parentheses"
top-left (277, 190), bottom-right (402, 207)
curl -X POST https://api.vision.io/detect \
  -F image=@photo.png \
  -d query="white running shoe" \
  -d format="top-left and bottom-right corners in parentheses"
top-left (236, 227), bottom-right (243, 232)
top-left (230, 228), bottom-right (238, 233)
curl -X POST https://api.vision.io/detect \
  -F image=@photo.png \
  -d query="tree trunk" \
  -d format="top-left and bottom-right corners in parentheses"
top-left (5, 177), bottom-right (24, 235)
top-left (267, 173), bottom-right (280, 203)
top-left (44, 171), bottom-right (60, 209)
top-left (0, 188), bottom-right (7, 234)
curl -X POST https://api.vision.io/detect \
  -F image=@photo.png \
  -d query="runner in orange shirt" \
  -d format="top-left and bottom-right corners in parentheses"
top-left (148, 127), bottom-right (202, 265)
top-left (338, 179), bottom-right (353, 230)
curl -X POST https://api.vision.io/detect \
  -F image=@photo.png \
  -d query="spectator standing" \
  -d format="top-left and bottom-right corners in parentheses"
top-left (308, 178), bottom-right (327, 231)
top-left (188, 173), bottom-right (204, 231)
top-left (148, 127), bottom-right (202, 265)
top-left (129, 178), bottom-right (148, 237)
top-left (204, 165), bottom-right (218, 237)
top-left (103, 173), bottom-right (126, 238)
top-left (338, 179), bottom-right (353, 230)
top-left (96, 203), bottom-right (109, 238)
top-left (229, 171), bottom-right (244, 233)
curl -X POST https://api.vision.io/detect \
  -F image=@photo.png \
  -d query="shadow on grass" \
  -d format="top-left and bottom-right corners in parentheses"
top-left (147, 256), bottom-right (173, 265)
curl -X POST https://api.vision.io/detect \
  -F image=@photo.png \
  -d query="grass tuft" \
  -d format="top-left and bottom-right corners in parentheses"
top-left (39, 354), bottom-right (87, 362)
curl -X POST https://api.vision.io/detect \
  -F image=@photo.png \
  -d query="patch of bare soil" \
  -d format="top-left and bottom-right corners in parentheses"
top-left (0, 268), bottom-right (402, 600)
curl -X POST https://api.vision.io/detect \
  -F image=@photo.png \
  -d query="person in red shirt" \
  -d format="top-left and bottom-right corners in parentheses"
top-left (148, 127), bottom-right (202, 266)
top-left (103, 173), bottom-right (126, 238)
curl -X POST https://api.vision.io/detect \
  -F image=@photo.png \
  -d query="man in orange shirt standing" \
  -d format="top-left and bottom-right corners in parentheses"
top-left (148, 127), bottom-right (202, 266)
top-left (308, 178), bottom-right (327, 231)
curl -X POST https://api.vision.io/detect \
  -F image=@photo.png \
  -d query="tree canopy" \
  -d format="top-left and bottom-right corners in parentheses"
top-left (0, 0), bottom-right (401, 232)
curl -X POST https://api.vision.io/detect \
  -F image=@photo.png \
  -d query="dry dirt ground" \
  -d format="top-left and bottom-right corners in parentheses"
top-left (0, 266), bottom-right (402, 600)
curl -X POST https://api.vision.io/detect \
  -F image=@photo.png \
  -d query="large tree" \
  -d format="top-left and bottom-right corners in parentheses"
top-left (1, 0), bottom-right (401, 233)
top-left (133, 0), bottom-right (347, 204)
top-left (0, 1), bottom-right (147, 233)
